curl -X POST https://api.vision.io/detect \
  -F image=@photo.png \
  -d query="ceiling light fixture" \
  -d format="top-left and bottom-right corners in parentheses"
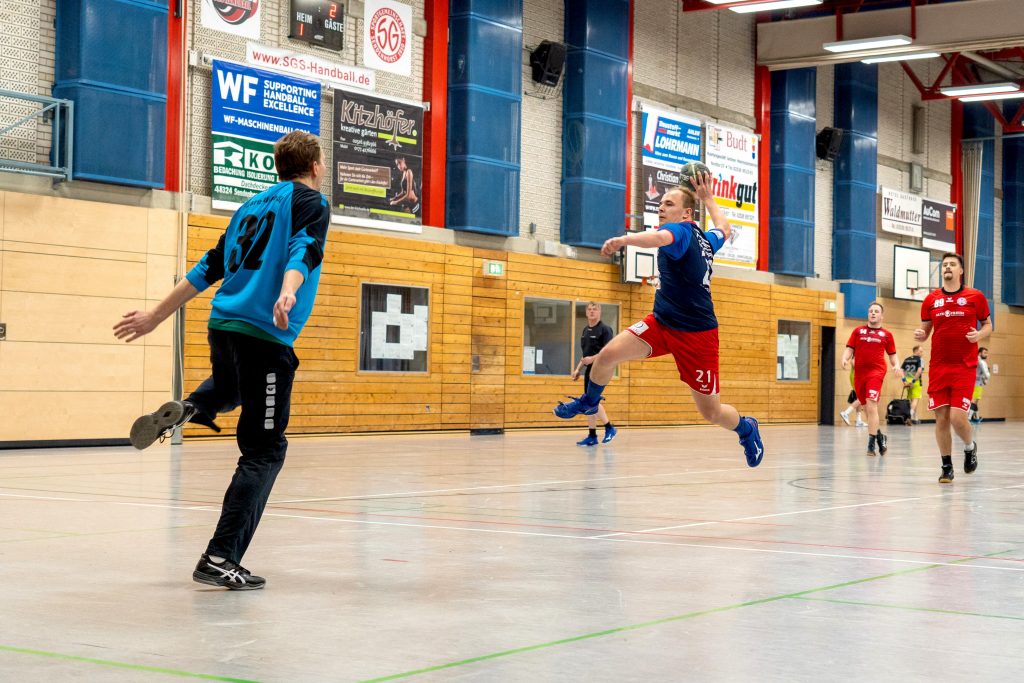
top-left (958, 91), bottom-right (1024, 103)
top-left (728, 0), bottom-right (823, 13)
top-left (823, 34), bottom-right (912, 53)
top-left (861, 52), bottom-right (941, 65)
top-left (939, 82), bottom-right (1021, 97)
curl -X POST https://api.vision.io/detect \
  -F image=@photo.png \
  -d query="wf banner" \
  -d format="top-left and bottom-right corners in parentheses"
top-left (211, 60), bottom-right (321, 210)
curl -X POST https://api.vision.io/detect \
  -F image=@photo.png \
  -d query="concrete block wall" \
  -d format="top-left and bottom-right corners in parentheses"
top-left (519, 0), bottom-right (564, 242)
top-left (627, 0), bottom-right (757, 239)
top-left (185, 0), bottom-right (426, 203)
top-left (0, 0), bottom-right (56, 167)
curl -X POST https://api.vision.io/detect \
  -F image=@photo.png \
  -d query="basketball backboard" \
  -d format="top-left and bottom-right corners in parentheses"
top-left (894, 245), bottom-right (929, 301)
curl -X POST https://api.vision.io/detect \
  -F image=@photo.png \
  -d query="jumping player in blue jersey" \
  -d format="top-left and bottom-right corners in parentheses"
top-left (114, 130), bottom-right (330, 590)
top-left (552, 172), bottom-right (764, 466)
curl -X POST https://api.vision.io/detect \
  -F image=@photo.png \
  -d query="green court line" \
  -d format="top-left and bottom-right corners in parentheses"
top-left (359, 549), bottom-right (1015, 683)
top-left (0, 645), bottom-right (260, 682)
top-left (793, 596), bottom-right (1024, 622)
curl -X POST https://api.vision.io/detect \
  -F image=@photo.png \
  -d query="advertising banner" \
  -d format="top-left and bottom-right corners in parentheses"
top-left (332, 89), bottom-right (423, 223)
top-left (704, 123), bottom-right (759, 268)
top-left (880, 186), bottom-right (923, 237)
top-left (246, 42), bottom-right (375, 92)
top-left (363, 0), bottom-right (413, 76)
top-left (639, 106), bottom-right (701, 229)
top-left (211, 60), bottom-right (321, 210)
top-left (921, 198), bottom-right (956, 252)
top-left (201, 0), bottom-right (261, 40)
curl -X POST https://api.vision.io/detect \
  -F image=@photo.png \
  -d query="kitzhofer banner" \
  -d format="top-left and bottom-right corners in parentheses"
top-left (211, 60), bottom-right (320, 210)
top-left (332, 89), bottom-right (423, 223)
top-left (639, 106), bottom-right (701, 229)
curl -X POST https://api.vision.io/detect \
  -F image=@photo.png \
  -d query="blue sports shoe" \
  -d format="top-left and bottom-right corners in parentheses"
top-left (553, 395), bottom-right (601, 419)
top-left (602, 425), bottom-right (617, 443)
top-left (576, 434), bottom-right (599, 447)
top-left (739, 417), bottom-right (764, 467)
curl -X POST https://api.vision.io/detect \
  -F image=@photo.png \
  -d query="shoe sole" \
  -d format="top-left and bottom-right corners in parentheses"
top-left (192, 571), bottom-right (265, 590)
top-left (840, 414), bottom-right (851, 425)
top-left (938, 476), bottom-right (954, 484)
top-left (866, 451), bottom-right (876, 457)
top-left (130, 401), bottom-right (185, 450)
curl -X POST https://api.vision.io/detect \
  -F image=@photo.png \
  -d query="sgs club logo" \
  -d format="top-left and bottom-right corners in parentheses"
top-left (368, 7), bottom-right (407, 64)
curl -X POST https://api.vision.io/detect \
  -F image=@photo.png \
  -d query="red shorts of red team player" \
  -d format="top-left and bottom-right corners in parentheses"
top-left (626, 313), bottom-right (719, 395)
top-left (927, 364), bottom-right (975, 412)
top-left (854, 371), bottom-right (886, 404)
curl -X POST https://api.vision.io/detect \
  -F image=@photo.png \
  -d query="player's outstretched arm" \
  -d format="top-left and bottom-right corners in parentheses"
top-left (114, 278), bottom-right (200, 343)
top-left (913, 321), bottom-right (933, 342)
top-left (691, 172), bottom-right (731, 241)
top-left (600, 230), bottom-right (673, 257)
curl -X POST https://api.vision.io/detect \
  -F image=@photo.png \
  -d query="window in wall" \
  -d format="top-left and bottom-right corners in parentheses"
top-left (776, 320), bottom-right (810, 381)
top-left (522, 298), bottom-right (573, 375)
top-left (359, 284), bottom-right (429, 372)
top-left (573, 302), bottom-right (621, 370)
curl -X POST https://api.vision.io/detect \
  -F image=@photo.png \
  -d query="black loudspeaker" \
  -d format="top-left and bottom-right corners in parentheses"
top-left (530, 41), bottom-right (566, 86)
top-left (816, 127), bottom-right (844, 161)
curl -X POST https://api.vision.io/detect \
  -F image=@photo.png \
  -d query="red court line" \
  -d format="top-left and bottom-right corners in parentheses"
top-left (266, 503), bottom-right (1024, 564)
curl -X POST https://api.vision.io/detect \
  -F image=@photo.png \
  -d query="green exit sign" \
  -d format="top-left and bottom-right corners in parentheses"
top-left (484, 261), bottom-right (504, 277)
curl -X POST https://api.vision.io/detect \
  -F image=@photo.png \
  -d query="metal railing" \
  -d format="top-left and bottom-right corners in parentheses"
top-left (0, 89), bottom-right (74, 181)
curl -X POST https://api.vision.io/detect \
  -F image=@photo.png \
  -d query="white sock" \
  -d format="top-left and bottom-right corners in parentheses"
top-left (208, 555), bottom-right (225, 564)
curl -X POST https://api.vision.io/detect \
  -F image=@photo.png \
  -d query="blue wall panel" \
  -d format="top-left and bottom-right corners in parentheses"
top-left (833, 63), bottom-right (878, 317)
top-left (964, 104), bottom-right (995, 307)
top-left (55, 0), bottom-right (166, 187)
top-left (447, 1), bottom-right (522, 235)
top-left (768, 68), bottom-right (816, 276)
top-left (560, 0), bottom-right (628, 248)
top-left (1003, 128), bottom-right (1024, 306)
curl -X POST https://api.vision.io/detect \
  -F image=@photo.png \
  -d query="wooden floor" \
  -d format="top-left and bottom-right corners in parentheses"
top-left (1, 421), bottom-right (1023, 681)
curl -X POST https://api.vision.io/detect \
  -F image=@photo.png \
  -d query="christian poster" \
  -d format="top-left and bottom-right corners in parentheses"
top-left (639, 106), bottom-right (702, 229)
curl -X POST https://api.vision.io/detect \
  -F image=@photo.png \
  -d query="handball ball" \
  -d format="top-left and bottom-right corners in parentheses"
top-left (681, 161), bottom-right (711, 191)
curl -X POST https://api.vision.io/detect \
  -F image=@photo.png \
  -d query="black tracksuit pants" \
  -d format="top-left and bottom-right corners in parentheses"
top-left (187, 328), bottom-right (299, 564)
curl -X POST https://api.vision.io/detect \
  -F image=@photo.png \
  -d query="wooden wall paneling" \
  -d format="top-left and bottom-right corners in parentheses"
top-left (469, 249), bottom-right (508, 430)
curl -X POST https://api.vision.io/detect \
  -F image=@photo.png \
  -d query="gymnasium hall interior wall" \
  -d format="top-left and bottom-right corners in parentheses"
top-left (1, 2), bottom-right (1023, 442)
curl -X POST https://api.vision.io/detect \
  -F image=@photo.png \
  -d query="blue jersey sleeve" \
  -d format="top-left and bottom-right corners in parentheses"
top-left (657, 222), bottom-right (693, 260)
top-left (286, 189), bottom-right (330, 280)
top-left (705, 228), bottom-right (726, 254)
top-left (185, 232), bottom-right (227, 293)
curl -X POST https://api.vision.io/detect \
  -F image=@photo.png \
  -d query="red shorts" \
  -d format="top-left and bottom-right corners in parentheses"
top-left (854, 371), bottom-right (886, 404)
top-left (627, 313), bottom-right (719, 394)
top-left (928, 365), bottom-right (975, 412)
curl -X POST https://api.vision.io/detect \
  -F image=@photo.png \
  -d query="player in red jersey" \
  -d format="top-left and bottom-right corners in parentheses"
top-left (841, 302), bottom-right (903, 456)
top-left (914, 252), bottom-right (992, 484)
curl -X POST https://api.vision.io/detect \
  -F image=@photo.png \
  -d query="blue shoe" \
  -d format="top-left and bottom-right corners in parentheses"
top-left (602, 425), bottom-right (617, 443)
top-left (576, 435), bottom-right (599, 447)
top-left (553, 395), bottom-right (601, 419)
top-left (738, 417), bottom-right (764, 467)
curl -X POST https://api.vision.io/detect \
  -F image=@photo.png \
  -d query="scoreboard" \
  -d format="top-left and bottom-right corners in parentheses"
top-left (289, 0), bottom-right (345, 51)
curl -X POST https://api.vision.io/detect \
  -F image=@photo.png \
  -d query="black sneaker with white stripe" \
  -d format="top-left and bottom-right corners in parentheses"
top-left (193, 554), bottom-right (266, 590)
